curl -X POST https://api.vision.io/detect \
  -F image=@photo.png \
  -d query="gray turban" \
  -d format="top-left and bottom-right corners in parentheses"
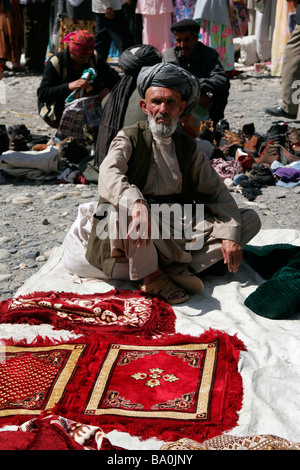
top-left (137, 62), bottom-right (200, 117)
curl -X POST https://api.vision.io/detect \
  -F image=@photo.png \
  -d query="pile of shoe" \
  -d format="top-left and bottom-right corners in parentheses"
top-left (204, 119), bottom-right (300, 199)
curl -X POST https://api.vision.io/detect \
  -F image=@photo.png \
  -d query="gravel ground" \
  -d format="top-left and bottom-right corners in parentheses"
top-left (0, 68), bottom-right (299, 301)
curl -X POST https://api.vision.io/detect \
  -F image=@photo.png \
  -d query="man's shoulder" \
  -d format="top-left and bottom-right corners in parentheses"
top-left (162, 47), bottom-right (179, 64)
top-left (121, 121), bottom-right (151, 146)
top-left (47, 49), bottom-right (68, 68)
top-left (194, 41), bottom-right (219, 60)
top-left (122, 121), bottom-right (149, 133)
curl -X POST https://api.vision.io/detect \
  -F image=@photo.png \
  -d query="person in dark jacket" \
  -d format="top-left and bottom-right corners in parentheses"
top-left (163, 19), bottom-right (230, 127)
top-left (95, 44), bottom-right (162, 166)
top-left (37, 30), bottom-right (120, 129)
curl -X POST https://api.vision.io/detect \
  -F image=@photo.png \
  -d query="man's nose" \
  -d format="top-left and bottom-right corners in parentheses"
top-left (159, 102), bottom-right (168, 114)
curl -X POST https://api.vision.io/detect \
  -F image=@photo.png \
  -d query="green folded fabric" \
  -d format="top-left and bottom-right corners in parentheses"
top-left (243, 244), bottom-right (300, 319)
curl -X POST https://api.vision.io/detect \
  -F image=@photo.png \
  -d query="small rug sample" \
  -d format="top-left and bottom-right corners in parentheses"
top-left (0, 336), bottom-right (87, 426)
top-left (160, 434), bottom-right (300, 450)
top-left (0, 289), bottom-right (175, 337)
top-left (55, 330), bottom-right (246, 443)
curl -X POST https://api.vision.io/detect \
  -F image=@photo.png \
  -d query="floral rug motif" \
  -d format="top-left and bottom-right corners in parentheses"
top-left (0, 289), bottom-right (175, 337)
top-left (161, 434), bottom-right (300, 451)
top-left (56, 330), bottom-right (246, 443)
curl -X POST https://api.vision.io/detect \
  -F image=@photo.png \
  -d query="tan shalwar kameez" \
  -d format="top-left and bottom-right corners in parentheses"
top-left (97, 128), bottom-right (261, 281)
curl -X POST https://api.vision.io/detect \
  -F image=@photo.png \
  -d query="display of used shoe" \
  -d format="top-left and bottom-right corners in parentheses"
top-left (286, 127), bottom-right (300, 155)
top-left (257, 141), bottom-right (300, 167)
top-left (9, 135), bottom-right (29, 151)
top-left (12, 65), bottom-right (26, 73)
top-left (265, 106), bottom-right (297, 119)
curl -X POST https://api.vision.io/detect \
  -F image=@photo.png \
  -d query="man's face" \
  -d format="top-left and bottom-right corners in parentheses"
top-left (174, 31), bottom-right (198, 58)
top-left (70, 51), bottom-right (90, 66)
top-left (140, 87), bottom-right (187, 137)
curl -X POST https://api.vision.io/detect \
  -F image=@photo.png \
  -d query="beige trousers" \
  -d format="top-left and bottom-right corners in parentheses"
top-left (111, 207), bottom-right (261, 281)
top-left (280, 24), bottom-right (300, 116)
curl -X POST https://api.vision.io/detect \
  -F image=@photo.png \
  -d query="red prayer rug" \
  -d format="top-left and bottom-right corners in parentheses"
top-left (55, 330), bottom-right (246, 443)
top-left (0, 289), bottom-right (175, 338)
top-left (0, 336), bottom-right (87, 426)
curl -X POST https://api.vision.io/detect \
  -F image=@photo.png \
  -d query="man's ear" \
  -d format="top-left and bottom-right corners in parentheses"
top-left (179, 101), bottom-right (187, 116)
top-left (139, 99), bottom-right (148, 115)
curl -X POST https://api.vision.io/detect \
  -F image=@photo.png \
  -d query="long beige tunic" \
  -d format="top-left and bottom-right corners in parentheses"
top-left (98, 129), bottom-right (260, 280)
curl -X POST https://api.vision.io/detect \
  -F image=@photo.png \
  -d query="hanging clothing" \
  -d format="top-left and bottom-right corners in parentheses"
top-left (255, 0), bottom-right (277, 62)
top-left (271, 0), bottom-right (290, 77)
top-left (136, 0), bottom-right (173, 53)
top-left (173, 0), bottom-right (196, 23)
top-left (0, 0), bottom-right (22, 66)
top-left (193, 0), bottom-right (234, 71)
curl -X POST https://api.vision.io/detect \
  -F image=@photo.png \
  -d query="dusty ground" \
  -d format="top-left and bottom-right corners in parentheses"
top-left (0, 68), bottom-right (299, 301)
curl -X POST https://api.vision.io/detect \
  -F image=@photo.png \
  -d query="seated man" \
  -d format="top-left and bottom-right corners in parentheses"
top-left (85, 63), bottom-right (261, 305)
top-left (163, 19), bottom-right (230, 127)
top-left (37, 30), bottom-right (120, 129)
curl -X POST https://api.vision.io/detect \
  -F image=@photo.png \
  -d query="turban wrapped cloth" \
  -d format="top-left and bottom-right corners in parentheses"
top-left (118, 44), bottom-right (162, 77)
top-left (61, 30), bottom-right (95, 57)
top-left (95, 45), bottom-right (162, 166)
top-left (137, 62), bottom-right (200, 117)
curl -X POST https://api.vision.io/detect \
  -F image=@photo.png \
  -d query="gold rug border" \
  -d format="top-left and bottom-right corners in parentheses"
top-left (0, 343), bottom-right (86, 417)
top-left (85, 342), bottom-right (217, 420)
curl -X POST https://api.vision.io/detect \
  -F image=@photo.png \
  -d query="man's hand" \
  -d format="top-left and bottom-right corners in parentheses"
top-left (198, 93), bottom-right (213, 109)
top-left (68, 78), bottom-right (89, 91)
top-left (221, 239), bottom-right (242, 273)
top-left (105, 7), bottom-right (115, 19)
top-left (127, 200), bottom-right (151, 248)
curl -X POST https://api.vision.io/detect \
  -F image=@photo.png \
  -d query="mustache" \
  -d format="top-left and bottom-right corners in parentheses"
top-left (154, 112), bottom-right (170, 122)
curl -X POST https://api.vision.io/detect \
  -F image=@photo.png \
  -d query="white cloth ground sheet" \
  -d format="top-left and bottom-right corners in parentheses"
top-left (1, 202), bottom-right (299, 450)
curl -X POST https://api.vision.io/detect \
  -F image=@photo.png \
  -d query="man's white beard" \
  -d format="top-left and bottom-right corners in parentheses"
top-left (147, 112), bottom-right (179, 138)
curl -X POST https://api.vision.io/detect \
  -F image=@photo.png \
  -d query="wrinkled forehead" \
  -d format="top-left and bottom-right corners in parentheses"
top-left (174, 30), bottom-right (198, 40)
top-left (145, 86), bottom-right (183, 101)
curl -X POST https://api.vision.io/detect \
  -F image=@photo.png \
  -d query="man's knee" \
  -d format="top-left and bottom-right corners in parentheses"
top-left (241, 208), bottom-right (261, 245)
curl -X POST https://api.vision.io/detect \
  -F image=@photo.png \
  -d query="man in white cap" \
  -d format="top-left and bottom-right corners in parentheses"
top-left (85, 63), bottom-right (261, 305)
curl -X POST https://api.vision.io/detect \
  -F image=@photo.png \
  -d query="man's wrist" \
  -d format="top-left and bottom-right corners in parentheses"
top-left (134, 198), bottom-right (148, 206)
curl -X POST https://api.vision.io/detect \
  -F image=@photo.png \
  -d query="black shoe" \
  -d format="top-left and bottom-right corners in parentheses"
top-left (265, 106), bottom-right (296, 119)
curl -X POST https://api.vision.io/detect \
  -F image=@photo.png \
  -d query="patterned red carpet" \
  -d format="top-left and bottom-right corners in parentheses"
top-left (0, 289), bottom-right (175, 337)
top-left (0, 330), bottom-right (245, 443)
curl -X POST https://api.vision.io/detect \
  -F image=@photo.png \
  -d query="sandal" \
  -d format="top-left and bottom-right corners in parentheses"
top-left (164, 263), bottom-right (204, 295)
top-left (140, 274), bottom-right (189, 305)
